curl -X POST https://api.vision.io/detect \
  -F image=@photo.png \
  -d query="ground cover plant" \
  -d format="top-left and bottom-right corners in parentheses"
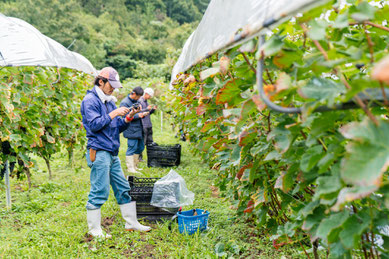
top-left (169, 1), bottom-right (389, 258)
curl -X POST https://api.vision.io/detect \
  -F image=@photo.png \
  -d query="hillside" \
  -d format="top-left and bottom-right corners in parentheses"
top-left (0, 0), bottom-right (210, 80)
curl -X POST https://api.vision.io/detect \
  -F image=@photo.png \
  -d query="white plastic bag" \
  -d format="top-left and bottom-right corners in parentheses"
top-left (150, 170), bottom-right (194, 208)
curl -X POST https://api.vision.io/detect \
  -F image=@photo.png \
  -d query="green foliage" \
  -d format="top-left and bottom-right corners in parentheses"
top-left (0, 0), bottom-right (209, 79)
top-left (169, 1), bottom-right (389, 257)
top-left (0, 67), bottom-right (91, 178)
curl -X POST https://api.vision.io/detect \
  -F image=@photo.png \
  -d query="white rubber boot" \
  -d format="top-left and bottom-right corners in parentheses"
top-left (120, 202), bottom-right (151, 232)
top-left (126, 156), bottom-right (144, 177)
top-left (133, 154), bottom-right (143, 171)
top-left (87, 209), bottom-right (112, 238)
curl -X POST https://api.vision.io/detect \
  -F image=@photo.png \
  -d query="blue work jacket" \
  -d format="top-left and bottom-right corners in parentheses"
top-left (120, 96), bottom-right (143, 139)
top-left (81, 87), bottom-right (129, 156)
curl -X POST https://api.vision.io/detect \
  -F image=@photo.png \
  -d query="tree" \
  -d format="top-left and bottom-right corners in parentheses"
top-left (164, 0), bottom-right (201, 24)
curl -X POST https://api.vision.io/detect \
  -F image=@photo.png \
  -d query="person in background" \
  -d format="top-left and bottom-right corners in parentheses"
top-left (120, 86), bottom-right (149, 175)
top-left (81, 67), bottom-right (151, 238)
top-left (138, 88), bottom-right (157, 162)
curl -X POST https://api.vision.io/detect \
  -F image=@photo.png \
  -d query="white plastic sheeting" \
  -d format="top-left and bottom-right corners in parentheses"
top-left (170, 0), bottom-right (329, 85)
top-left (0, 13), bottom-right (96, 75)
top-left (150, 170), bottom-right (194, 208)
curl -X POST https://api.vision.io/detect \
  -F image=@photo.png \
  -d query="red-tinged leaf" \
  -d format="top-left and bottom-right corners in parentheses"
top-left (23, 73), bottom-right (34, 85)
top-left (184, 74), bottom-right (196, 85)
top-left (216, 79), bottom-right (243, 106)
top-left (275, 171), bottom-right (290, 193)
top-left (273, 53), bottom-right (288, 69)
top-left (275, 72), bottom-right (292, 93)
top-left (219, 56), bottom-right (230, 75)
top-left (240, 98), bottom-right (257, 120)
top-left (236, 163), bottom-right (253, 180)
top-left (3, 103), bottom-right (14, 113)
top-left (196, 104), bottom-right (206, 115)
top-left (272, 240), bottom-right (287, 250)
top-left (251, 188), bottom-right (266, 207)
top-left (201, 121), bottom-right (216, 133)
top-left (212, 138), bottom-right (228, 150)
top-left (197, 86), bottom-right (213, 101)
top-left (215, 116), bottom-right (224, 124)
top-left (178, 73), bottom-right (186, 81)
top-left (331, 185), bottom-right (378, 212)
top-left (239, 130), bottom-right (257, 147)
top-left (197, 86), bottom-right (204, 97)
top-left (27, 161), bottom-right (34, 168)
top-left (243, 200), bottom-right (254, 213)
top-left (251, 95), bottom-right (266, 111)
top-left (38, 127), bottom-right (44, 137)
top-left (264, 84), bottom-right (276, 97)
top-left (273, 50), bottom-right (302, 69)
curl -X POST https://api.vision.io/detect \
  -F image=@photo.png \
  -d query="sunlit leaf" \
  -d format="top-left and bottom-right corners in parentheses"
top-left (351, 2), bottom-right (376, 22)
top-left (331, 185), bottom-right (378, 211)
top-left (299, 77), bottom-right (346, 106)
top-left (308, 20), bottom-right (328, 41)
top-left (340, 119), bottom-right (389, 187)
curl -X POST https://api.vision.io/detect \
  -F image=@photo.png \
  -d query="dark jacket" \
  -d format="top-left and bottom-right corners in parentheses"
top-left (81, 87), bottom-right (129, 156)
top-left (120, 96), bottom-right (143, 139)
top-left (139, 96), bottom-right (155, 129)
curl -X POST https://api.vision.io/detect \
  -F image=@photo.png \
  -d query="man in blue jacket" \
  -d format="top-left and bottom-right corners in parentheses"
top-left (81, 67), bottom-right (151, 238)
top-left (120, 87), bottom-right (149, 175)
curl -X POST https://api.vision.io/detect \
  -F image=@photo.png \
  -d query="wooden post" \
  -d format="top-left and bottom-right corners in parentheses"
top-left (5, 160), bottom-right (11, 209)
top-left (161, 111), bottom-right (163, 133)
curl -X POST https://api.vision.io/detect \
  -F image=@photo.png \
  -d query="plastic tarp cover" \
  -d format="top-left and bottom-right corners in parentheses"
top-left (170, 0), bottom-right (329, 86)
top-left (0, 13), bottom-right (96, 75)
top-left (150, 170), bottom-right (195, 208)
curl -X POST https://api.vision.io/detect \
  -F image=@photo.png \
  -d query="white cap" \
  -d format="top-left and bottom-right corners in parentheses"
top-left (144, 88), bottom-right (154, 97)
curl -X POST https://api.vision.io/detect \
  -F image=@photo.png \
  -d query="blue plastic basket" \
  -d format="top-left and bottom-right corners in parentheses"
top-left (177, 209), bottom-right (210, 235)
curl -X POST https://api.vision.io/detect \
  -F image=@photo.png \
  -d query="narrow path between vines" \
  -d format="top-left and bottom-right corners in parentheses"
top-left (0, 118), bottom-right (307, 258)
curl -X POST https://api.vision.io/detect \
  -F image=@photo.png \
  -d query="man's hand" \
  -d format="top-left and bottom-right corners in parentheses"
top-left (109, 107), bottom-right (129, 119)
top-left (129, 106), bottom-right (141, 117)
top-left (139, 112), bottom-right (149, 118)
top-left (147, 105), bottom-right (153, 110)
top-left (125, 106), bottom-right (141, 123)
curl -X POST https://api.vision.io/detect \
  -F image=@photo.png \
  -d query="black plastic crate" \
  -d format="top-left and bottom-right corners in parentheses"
top-left (128, 176), bottom-right (178, 221)
top-left (147, 144), bottom-right (181, 167)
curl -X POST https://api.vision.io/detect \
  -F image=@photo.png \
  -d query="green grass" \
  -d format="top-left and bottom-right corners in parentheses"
top-left (0, 115), bottom-right (305, 258)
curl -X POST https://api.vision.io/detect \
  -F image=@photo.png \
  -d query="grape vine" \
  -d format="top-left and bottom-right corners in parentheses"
top-left (0, 67), bottom-right (91, 185)
top-left (170, 1), bottom-right (389, 257)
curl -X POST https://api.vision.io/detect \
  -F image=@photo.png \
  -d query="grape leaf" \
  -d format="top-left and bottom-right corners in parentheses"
top-left (340, 119), bottom-right (389, 187)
